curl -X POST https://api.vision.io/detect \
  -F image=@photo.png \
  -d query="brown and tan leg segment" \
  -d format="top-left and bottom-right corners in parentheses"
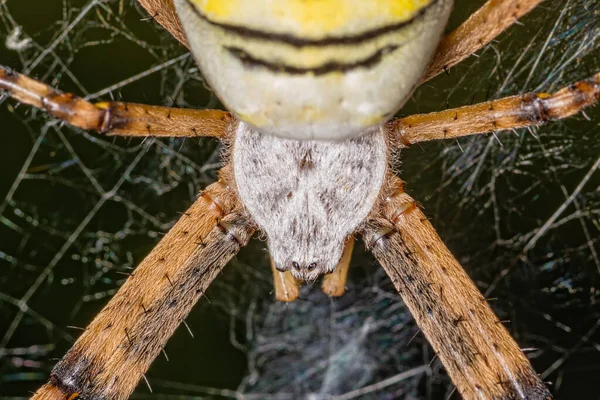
top-left (322, 237), bottom-right (355, 297)
top-left (422, 0), bottom-right (543, 83)
top-left (270, 257), bottom-right (302, 302)
top-left (0, 66), bottom-right (232, 138)
top-left (137, 0), bottom-right (189, 49)
top-left (391, 72), bottom-right (600, 147)
top-left (31, 176), bottom-right (253, 400)
top-left (363, 178), bottom-right (551, 400)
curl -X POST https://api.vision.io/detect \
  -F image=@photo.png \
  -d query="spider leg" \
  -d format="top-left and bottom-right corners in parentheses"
top-left (422, 0), bottom-right (543, 83)
top-left (390, 72), bottom-right (600, 147)
top-left (32, 174), bottom-right (253, 400)
top-left (0, 66), bottom-right (232, 138)
top-left (321, 236), bottom-right (355, 297)
top-left (137, 0), bottom-right (189, 49)
top-left (363, 177), bottom-right (551, 400)
top-left (270, 257), bottom-right (302, 302)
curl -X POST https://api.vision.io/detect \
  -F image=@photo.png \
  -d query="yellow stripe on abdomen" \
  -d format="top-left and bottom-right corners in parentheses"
top-left (190, 0), bottom-right (435, 41)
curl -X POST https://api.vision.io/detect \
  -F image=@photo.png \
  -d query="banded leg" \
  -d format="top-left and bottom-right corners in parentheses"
top-left (0, 66), bottom-right (232, 138)
top-left (32, 176), bottom-right (252, 400)
top-left (390, 72), bottom-right (600, 147)
top-left (363, 178), bottom-right (551, 400)
top-left (321, 237), bottom-right (355, 297)
top-left (422, 0), bottom-right (543, 83)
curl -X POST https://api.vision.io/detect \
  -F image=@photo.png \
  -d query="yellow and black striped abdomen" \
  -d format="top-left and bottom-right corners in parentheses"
top-left (175, 0), bottom-right (453, 140)
top-left (191, 0), bottom-right (437, 40)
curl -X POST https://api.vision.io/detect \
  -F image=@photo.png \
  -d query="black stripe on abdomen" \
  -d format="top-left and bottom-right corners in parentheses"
top-left (225, 45), bottom-right (400, 76)
top-left (187, 0), bottom-right (438, 48)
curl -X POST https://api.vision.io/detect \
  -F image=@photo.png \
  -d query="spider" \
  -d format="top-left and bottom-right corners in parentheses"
top-left (0, 0), bottom-right (598, 398)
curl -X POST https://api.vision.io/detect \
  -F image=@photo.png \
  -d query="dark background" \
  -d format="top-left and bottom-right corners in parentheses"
top-left (0, 0), bottom-right (599, 399)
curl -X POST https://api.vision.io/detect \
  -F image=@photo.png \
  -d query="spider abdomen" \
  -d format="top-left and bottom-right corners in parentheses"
top-left (233, 122), bottom-right (388, 281)
top-left (175, 0), bottom-right (453, 140)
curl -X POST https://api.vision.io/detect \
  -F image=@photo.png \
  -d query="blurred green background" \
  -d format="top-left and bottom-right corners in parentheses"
top-left (1, 0), bottom-right (599, 398)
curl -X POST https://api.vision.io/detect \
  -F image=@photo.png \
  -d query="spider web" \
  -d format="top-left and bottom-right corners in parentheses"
top-left (0, 0), bottom-right (599, 399)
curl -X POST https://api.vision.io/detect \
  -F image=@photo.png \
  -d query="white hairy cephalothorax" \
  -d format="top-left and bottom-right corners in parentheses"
top-left (233, 122), bottom-right (388, 281)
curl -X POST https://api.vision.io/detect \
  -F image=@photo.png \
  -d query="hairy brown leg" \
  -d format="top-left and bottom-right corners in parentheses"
top-left (390, 72), bottom-right (600, 147)
top-left (31, 173), bottom-right (253, 400)
top-left (270, 257), bottom-right (302, 302)
top-left (422, 0), bottom-right (543, 83)
top-left (0, 66), bottom-right (232, 138)
top-left (363, 178), bottom-right (551, 400)
top-left (321, 237), bottom-right (355, 297)
top-left (137, 0), bottom-right (189, 49)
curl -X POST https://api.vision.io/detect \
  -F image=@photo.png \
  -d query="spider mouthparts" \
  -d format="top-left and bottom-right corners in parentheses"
top-left (290, 260), bottom-right (319, 272)
top-left (286, 261), bottom-right (329, 282)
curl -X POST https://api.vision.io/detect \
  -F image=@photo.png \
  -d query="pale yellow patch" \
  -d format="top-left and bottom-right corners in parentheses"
top-left (236, 112), bottom-right (270, 127)
top-left (238, 106), bottom-right (329, 128)
top-left (298, 105), bottom-right (327, 122)
top-left (360, 114), bottom-right (388, 127)
top-left (191, 0), bottom-right (434, 35)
